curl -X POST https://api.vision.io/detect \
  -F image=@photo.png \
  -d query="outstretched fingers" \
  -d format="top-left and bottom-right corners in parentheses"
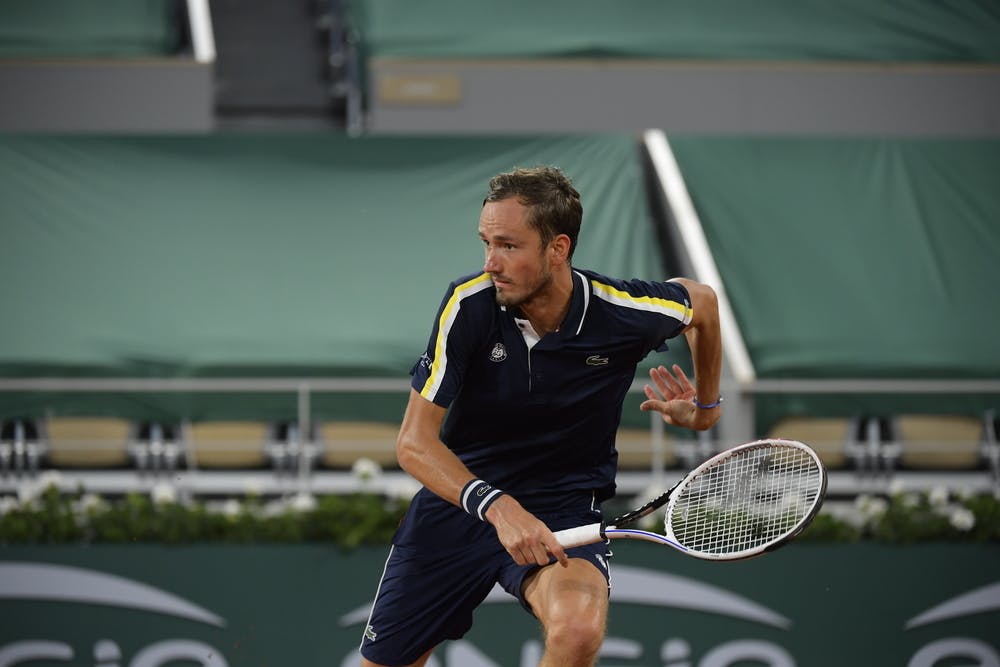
top-left (640, 364), bottom-right (698, 426)
top-left (649, 364), bottom-right (695, 401)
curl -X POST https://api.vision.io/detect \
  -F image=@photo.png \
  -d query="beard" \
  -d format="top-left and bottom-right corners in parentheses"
top-left (493, 266), bottom-right (553, 308)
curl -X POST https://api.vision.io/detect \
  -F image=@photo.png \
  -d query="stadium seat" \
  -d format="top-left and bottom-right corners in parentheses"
top-left (128, 422), bottom-right (185, 471)
top-left (983, 410), bottom-right (1000, 480)
top-left (264, 421), bottom-right (319, 474)
top-left (184, 421), bottom-right (270, 469)
top-left (0, 418), bottom-right (44, 473)
top-left (615, 427), bottom-right (678, 470)
top-left (318, 421), bottom-right (400, 469)
top-left (43, 416), bottom-right (131, 468)
top-left (766, 417), bottom-right (853, 469)
top-left (894, 414), bottom-right (984, 470)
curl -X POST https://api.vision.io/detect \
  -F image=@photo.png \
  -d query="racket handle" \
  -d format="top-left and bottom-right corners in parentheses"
top-left (553, 523), bottom-right (604, 548)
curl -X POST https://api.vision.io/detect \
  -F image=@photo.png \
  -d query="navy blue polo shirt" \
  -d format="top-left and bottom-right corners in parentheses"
top-left (410, 268), bottom-right (692, 511)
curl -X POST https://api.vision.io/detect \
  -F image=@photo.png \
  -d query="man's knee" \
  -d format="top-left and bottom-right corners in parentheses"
top-left (543, 606), bottom-right (605, 656)
top-left (525, 558), bottom-right (609, 660)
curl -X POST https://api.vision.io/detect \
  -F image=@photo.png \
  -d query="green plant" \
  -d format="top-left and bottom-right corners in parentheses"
top-left (797, 486), bottom-right (1000, 543)
top-left (0, 483), bottom-right (409, 548)
top-left (1, 478), bottom-right (998, 546)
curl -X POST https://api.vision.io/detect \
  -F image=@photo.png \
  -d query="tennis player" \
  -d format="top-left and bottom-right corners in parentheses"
top-left (360, 166), bottom-right (722, 667)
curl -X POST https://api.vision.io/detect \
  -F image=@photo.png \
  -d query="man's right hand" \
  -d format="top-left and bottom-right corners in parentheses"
top-left (484, 495), bottom-right (569, 567)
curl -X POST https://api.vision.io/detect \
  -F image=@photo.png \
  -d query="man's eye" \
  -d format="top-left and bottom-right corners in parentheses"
top-left (504, 243), bottom-right (515, 250)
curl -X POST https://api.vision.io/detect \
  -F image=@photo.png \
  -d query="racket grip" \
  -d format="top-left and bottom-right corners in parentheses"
top-left (553, 523), bottom-right (604, 548)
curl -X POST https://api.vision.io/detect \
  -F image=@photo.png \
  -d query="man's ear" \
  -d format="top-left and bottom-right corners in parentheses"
top-left (550, 234), bottom-right (571, 264)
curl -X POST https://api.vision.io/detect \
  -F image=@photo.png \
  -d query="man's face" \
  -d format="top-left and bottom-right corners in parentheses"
top-left (479, 198), bottom-right (552, 308)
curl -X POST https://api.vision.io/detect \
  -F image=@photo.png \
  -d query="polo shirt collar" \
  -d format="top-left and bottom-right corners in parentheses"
top-left (503, 270), bottom-right (591, 340)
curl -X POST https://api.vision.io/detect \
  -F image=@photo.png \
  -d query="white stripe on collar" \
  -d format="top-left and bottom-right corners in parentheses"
top-left (573, 270), bottom-right (590, 336)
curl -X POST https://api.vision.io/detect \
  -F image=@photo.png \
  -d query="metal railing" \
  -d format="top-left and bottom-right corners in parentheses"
top-left (1, 376), bottom-right (998, 498)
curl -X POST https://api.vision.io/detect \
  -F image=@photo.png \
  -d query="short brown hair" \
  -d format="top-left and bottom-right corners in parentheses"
top-left (484, 166), bottom-right (583, 260)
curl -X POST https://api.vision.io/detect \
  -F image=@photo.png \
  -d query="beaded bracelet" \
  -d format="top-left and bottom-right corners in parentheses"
top-left (460, 479), bottom-right (505, 521)
top-left (692, 397), bottom-right (724, 409)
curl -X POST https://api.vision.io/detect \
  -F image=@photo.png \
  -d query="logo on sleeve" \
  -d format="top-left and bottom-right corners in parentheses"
top-left (489, 343), bottom-right (508, 362)
top-left (586, 354), bottom-right (609, 366)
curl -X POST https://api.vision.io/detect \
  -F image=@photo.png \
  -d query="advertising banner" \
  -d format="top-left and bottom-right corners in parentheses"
top-left (1, 543), bottom-right (997, 666)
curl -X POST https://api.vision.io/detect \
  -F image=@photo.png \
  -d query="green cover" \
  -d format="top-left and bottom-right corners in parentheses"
top-left (350, 0), bottom-right (1000, 62)
top-left (0, 0), bottom-right (179, 58)
top-left (0, 134), bottom-right (667, 421)
top-left (670, 137), bottom-right (1000, 428)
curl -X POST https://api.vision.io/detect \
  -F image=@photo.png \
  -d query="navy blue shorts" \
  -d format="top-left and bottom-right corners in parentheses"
top-left (359, 490), bottom-right (610, 666)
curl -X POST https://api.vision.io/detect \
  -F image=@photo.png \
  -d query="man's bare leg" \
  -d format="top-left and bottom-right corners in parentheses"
top-left (522, 559), bottom-right (609, 667)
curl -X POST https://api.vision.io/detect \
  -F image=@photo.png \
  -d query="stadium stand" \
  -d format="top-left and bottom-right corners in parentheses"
top-left (349, 0), bottom-right (1000, 134)
top-left (211, 0), bottom-right (353, 130)
top-left (0, 1), bottom-right (998, 501)
top-left (0, 0), bottom-right (214, 132)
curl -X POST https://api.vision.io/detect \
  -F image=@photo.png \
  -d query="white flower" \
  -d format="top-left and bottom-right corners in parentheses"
top-left (16, 472), bottom-right (63, 506)
top-left (901, 492), bottom-right (920, 510)
top-left (71, 493), bottom-right (108, 528)
top-left (351, 457), bottom-right (382, 484)
top-left (781, 491), bottom-right (807, 513)
top-left (17, 481), bottom-right (42, 506)
top-left (949, 507), bottom-right (976, 532)
top-left (853, 494), bottom-right (871, 511)
top-left (928, 486), bottom-right (949, 508)
top-left (826, 502), bottom-right (862, 529)
top-left (262, 498), bottom-right (287, 518)
top-left (887, 478), bottom-right (906, 497)
top-left (219, 498), bottom-right (242, 518)
top-left (0, 496), bottom-right (19, 516)
top-left (242, 478), bottom-right (263, 498)
top-left (288, 492), bottom-right (317, 513)
top-left (150, 482), bottom-right (177, 505)
top-left (76, 493), bottom-right (106, 514)
top-left (855, 494), bottom-right (888, 521)
top-left (37, 470), bottom-right (63, 492)
top-left (954, 485), bottom-right (974, 501)
top-left (388, 478), bottom-right (422, 503)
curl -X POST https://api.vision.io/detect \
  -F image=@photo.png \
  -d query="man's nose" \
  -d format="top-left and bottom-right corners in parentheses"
top-left (484, 248), bottom-right (500, 273)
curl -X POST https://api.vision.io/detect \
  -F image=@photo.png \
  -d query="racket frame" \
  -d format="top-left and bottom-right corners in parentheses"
top-left (554, 438), bottom-right (827, 561)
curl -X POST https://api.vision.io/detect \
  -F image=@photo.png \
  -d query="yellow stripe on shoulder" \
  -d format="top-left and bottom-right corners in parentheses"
top-left (420, 273), bottom-right (493, 399)
top-left (592, 280), bottom-right (693, 322)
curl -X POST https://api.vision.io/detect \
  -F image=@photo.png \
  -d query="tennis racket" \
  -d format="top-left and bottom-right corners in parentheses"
top-left (554, 438), bottom-right (826, 561)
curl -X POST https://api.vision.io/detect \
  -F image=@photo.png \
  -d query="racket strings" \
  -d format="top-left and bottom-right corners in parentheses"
top-left (667, 443), bottom-right (823, 556)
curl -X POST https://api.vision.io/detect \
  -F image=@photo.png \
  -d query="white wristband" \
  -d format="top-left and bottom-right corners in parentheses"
top-left (460, 479), bottom-right (505, 521)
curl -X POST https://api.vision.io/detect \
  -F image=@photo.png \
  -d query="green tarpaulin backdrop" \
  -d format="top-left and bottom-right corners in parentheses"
top-left (669, 137), bottom-right (1000, 431)
top-left (0, 133), bottom-right (671, 423)
top-left (350, 0), bottom-right (1000, 62)
top-left (2, 134), bottom-right (998, 430)
top-left (0, 0), bottom-right (179, 58)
